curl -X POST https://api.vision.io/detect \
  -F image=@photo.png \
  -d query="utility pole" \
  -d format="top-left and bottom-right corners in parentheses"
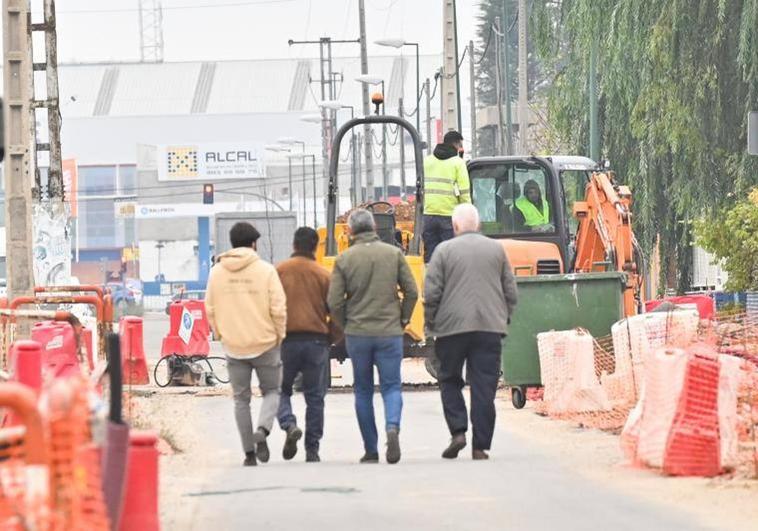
top-left (425, 77), bottom-right (432, 155)
top-left (358, 0), bottom-right (375, 200)
top-left (468, 40), bottom-right (477, 158)
top-left (3, 0), bottom-right (34, 304)
top-left (35, 0), bottom-right (63, 203)
top-left (399, 97), bottom-right (407, 198)
top-left (441, 0), bottom-right (459, 132)
top-left (289, 37), bottom-right (360, 204)
top-left (494, 19), bottom-right (505, 155)
top-left (517, 0), bottom-right (529, 154)
top-left (29, 0), bottom-right (71, 287)
top-left (502, 0), bottom-right (514, 155)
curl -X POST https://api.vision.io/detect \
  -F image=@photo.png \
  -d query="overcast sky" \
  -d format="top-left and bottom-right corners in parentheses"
top-left (30, 0), bottom-right (484, 64)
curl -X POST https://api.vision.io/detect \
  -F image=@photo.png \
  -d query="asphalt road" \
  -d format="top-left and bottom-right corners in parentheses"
top-left (157, 390), bottom-right (704, 531)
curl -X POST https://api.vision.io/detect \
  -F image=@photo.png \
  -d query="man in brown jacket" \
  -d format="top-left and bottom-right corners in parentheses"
top-left (275, 227), bottom-right (332, 463)
top-left (205, 222), bottom-right (286, 467)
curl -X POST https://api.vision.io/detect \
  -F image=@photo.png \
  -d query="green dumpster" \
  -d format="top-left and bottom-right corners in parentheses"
top-left (504, 272), bottom-right (626, 408)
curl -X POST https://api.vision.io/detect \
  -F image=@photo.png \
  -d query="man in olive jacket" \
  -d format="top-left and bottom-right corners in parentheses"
top-left (424, 203), bottom-right (518, 461)
top-left (328, 209), bottom-right (418, 465)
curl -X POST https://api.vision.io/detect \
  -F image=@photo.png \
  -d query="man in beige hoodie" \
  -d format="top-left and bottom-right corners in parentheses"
top-left (205, 222), bottom-right (287, 466)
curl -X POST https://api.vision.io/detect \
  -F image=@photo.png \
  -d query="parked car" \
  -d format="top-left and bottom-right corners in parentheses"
top-left (108, 279), bottom-right (145, 318)
top-left (165, 290), bottom-right (206, 315)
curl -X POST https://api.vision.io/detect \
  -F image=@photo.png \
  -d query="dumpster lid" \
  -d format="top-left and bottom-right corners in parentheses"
top-left (515, 272), bottom-right (627, 284)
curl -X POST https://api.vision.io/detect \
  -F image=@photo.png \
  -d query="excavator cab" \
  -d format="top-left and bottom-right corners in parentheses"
top-left (467, 155), bottom-right (643, 315)
top-left (318, 114), bottom-right (427, 344)
top-left (467, 155), bottom-right (597, 276)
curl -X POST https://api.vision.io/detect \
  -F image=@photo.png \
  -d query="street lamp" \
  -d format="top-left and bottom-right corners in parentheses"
top-left (265, 144), bottom-right (294, 212)
top-left (375, 38), bottom-right (421, 137)
top-left (300, 114), bottom-right (322, 124)
top-left (319, 100), bottom-right (359, 205)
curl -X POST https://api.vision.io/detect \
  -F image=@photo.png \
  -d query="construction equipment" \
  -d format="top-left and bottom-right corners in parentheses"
top-left (466, 155), bottom-right (644, 315)
top-left (319, 110), bottom-right (428, 353)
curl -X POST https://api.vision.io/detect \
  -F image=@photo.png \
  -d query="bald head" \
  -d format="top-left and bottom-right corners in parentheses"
top-left (452, 203), bottom-right (480, 235)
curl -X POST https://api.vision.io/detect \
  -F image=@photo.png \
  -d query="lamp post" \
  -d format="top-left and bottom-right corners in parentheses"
top-left (320, 100), bottom-right (358, 206)
top-left (355, 75), bottom-right (386, 200)
top-left (264, 144), bottom-right (293, 212)
top-left (375, 38), bottom-right (421, 140)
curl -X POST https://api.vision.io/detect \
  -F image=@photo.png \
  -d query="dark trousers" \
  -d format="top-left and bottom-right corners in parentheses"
top-left (276, 338), bottom-right (329, 451)
top-left (435, 332), bottom-right (503, 450)
top-left (422, 215), bottom-right (454, 263)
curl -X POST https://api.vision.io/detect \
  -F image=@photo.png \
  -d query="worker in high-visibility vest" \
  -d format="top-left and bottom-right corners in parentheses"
top-left (514, 179), bottom-right (551, 231)
top-left (422, 131), bottom-right (471, 263)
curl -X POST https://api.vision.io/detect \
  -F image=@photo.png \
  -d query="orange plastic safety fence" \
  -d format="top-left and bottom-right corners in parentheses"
top-left (0, 413), bottom-right (55, 530)
top-left (45, 378), bottom-right (109, 531)
top-left (535, 311), bottom-right (704, 433)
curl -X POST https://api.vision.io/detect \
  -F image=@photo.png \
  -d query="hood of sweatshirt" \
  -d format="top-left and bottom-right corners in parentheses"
top-left (433, 143), bottom-right (459, 160)
top-left (216, 247), bottom-right (259, 272)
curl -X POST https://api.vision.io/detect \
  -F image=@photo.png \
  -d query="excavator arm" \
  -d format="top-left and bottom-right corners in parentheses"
top-left (572, 171), bottom-right (643, 316)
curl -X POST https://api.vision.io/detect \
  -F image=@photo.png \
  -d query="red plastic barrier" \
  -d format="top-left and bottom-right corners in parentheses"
top-left (120, 316), bottom-right (149, 385)
top-left (82, 328), bottom-right (95, 371)
top-left (119, 430), bottom-right (160, 531)
top-left (4, 340), bottom-right (44, 427)
top-left (161, 299), bottom-right (210, 357)
top-left (662, 345), bottom-right (721, 477)
top-left (645, 295), bottom-right (715, 320)
top-left (31, 320), bottom-right (80, 378)
top-left (10, 340), bottom-right (43, 393)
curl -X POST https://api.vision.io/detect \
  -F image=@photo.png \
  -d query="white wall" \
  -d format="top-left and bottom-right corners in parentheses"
top-left (139, 240), bottom-right (198, 282)
top-left (692, 246), bottom-right (728, 290)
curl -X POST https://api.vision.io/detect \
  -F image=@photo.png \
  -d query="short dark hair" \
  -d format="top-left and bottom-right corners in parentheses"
top-left (293, 226), bottom-right (319, 254)
top-left (229, 222), bottom-right (261, 248)
top-left (443, 130), bottom-right (464, 145)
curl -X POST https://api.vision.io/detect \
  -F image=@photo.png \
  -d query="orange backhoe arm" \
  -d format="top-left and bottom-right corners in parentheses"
top-left (572, 171), bottom-right (642, 316)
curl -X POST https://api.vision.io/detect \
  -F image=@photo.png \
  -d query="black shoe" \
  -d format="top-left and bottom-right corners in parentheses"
top-left (282, 425), bottom-right (303, 461)
top-left (472, 449), bottom-right (489, 460)
top-left (253, 428), bottom-right (270, 463)
top-left (359, 452), bottom-right (379, 464)
top-left (305, 450), bottom-right (320, 463)
top-left (442, 433), bottom-right (467, 459)
top-left (243, 451), bottom-right (257, 467)
top-left (386, 428), bottom-right (401, 464)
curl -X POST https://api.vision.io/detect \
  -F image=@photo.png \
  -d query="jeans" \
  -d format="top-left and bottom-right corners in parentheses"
top-left (346, 335), bottom-right (404, 454)
top-left (276, 338), bottom-right (329, 452)
top-left (422, 215), bottom-right (455, 263)
top-left (435, 332), bottom-right (502, 450)
top-left (227, 347), bottom-right (282, 454)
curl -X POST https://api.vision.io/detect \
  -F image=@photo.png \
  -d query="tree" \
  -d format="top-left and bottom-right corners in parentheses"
top-left (475, 0), bottom-right (549, 155)
top-left (695, 189), bottom-right (758, 292)
top-left (530, 0), bottom-right (758, 293)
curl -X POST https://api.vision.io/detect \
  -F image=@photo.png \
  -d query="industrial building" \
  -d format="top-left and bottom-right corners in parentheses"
top-left (1, 53), bottom-right (454, 300)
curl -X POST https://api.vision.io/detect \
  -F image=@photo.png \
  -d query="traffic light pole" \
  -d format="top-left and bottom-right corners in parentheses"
top-left (198, 216), bottom-right (210, 284)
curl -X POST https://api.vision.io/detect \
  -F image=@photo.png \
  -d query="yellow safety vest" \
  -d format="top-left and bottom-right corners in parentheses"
top-left (423, 155), bottom-right (471, 216)
top-left (515, 196), bottom-right (550, 226)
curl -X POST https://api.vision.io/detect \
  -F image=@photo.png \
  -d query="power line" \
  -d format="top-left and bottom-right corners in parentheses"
top-left (443, 46), bottom-right (467, 79)
top-left (58, 0), bottom-right (296, 15)
top-left (476, 24), bottom-right (494, 65)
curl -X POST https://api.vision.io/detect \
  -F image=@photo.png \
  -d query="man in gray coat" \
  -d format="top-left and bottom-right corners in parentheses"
top-left (424, 203), bottom-right (518, 460)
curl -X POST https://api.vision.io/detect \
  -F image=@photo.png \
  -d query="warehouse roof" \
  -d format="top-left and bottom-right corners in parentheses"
top-left (51, 54), bottom-right (446, 118)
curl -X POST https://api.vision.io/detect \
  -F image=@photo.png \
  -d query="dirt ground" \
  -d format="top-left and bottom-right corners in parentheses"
top-left (131, 386), bottom-right (757, 531)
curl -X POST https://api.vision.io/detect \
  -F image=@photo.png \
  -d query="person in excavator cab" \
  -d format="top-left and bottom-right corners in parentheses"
top-left (514, 179), bottom-right (552, 233)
